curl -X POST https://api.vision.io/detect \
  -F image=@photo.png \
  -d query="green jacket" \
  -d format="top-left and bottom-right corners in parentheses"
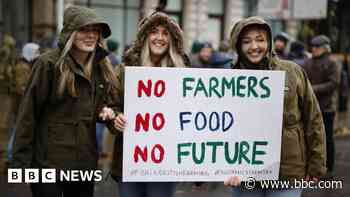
top-left (11, 6), bottom-right (115, 170)
top-left (110, 12), bottom-right (190, 179)
top-left (0, 35), bottom-right (17, 93)
top-left (230, 17), bottom-right (327, 180)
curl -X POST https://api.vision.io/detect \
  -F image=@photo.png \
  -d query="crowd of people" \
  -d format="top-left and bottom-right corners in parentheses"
top-left (0, 4), bottom-right (348, 197)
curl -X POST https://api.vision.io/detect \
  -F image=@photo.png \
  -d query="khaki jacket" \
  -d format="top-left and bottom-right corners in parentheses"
top-left (230, 17), bottom-right (327, 180)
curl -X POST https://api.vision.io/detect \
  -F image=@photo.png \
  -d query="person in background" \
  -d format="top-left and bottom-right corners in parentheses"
top-left (210, 40), bottom-right (235, 69)
top-left (224, 16), bottom-right (326, 197)
top-left (7, 43), bottom-right (40, 162)
top-left (303, 35), bottom-right (341, 178)
top-left (288, 40), bottom-right (308, 67)
top-left (0, 34), bottom-right (17, 87)
top-left (111, 11), bottom-right (190, 197)
top-left (10, 6), bottom-right (118, 197)
top-left (190, 40), bottom-right (204, 55)
top-left (191, 42), bottom-right (213, 68)
top-left (106, 39), bottom-right (121, 67)
top-left (274, 32), bottom-right (290, 59)
top-left (0, 34), bottom-right (17, 166)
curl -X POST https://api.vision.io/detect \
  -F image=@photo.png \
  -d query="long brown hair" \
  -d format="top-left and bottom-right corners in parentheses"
top-left (56, 31), bottom-right (118, 97)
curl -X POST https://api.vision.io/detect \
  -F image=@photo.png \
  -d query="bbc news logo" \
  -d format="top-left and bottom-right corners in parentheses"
top-left (8, 169), bottom-right (103, 183)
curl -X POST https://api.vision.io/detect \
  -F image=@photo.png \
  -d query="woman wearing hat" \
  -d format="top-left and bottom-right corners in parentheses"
top-left (111, 11), bottom-right (190, 197)
top-left (11, 6), bottom-right (118, 197)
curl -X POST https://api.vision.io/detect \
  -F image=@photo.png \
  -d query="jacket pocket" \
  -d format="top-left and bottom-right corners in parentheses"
top-left (281, 126), bottom-right (304, 164)
top-left (47, 121), bottom-right (77, 167)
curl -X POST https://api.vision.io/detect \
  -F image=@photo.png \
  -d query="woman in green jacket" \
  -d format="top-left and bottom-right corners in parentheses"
top-left (11, 6), bottom-right (118, 197)
top-left (224, 17), bottom-right (326, 197)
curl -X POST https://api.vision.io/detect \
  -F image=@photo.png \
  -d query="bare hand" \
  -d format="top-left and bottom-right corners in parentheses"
top-left (99, 107), bottom-right (116, 121)
top-left (224, 176), bottom-right (241, 187)
top-left (114, 113), bottom-right (126, 132)
top-left (305, 175), bottom-right (319, 182)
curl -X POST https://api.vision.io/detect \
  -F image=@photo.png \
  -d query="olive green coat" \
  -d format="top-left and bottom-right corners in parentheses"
top-left (230, 17), bottom-right (327, 180)
top-left (11, 6), bottom-right (116, 170)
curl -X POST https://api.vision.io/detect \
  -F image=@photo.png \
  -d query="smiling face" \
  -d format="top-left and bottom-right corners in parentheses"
top-left (148, 25), bottom-right (170, 58)
top-left (73, 24), bottom-right (101, 53)
top-left (240, 26), bottom-right (269, 64)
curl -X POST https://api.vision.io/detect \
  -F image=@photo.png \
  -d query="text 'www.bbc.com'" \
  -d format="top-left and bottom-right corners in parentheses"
top-left (8, 169), bottom-right (103, 183)
top-left (243, 177), bottom-right (343, 190)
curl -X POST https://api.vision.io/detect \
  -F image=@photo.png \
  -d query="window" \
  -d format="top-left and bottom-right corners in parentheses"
top-left (0, 0), bottom-right (31, 44)
top-left (205, 0), bottom-right (225, 48)
top-left (164, 0), bottom-right (183, 27)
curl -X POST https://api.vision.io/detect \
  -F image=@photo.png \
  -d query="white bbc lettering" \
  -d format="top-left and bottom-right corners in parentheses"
top-left (42, 169), bottom-right (56, 183)
top-left (59, 170), bottom-right (103, 182)
top-left (94, 170), bottom-right (103, 182)
top-left (24, 169), bottom-right (39, 183)
top-left (8, 169), bottom-right (22, 183)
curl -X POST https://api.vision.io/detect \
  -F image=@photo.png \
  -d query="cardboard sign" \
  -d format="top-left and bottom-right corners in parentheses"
top-left (123, 67), bottom-right (285, 182)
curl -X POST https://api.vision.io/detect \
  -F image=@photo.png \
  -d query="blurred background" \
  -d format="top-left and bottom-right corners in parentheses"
top-left (0, 0), bottom-right (349, 52)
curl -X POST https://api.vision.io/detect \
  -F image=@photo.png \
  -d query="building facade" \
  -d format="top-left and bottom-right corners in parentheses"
top-left (0, 0), bottom-right (249, 52)
top-left (2, 0), bottom-right (346, 53)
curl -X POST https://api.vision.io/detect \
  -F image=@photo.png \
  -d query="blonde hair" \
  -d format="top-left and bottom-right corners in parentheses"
top-left (141, 35), bottom-right (185, 68)
top-left (56, 31), bottom-right (117, 97)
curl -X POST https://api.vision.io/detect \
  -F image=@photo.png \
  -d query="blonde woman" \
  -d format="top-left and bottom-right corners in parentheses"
top-left (111, 11), bottom-right (190, 197)
top-left (11, 6), bottom-right (118, 197)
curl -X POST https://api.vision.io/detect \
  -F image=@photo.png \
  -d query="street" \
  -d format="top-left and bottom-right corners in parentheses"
top-left (2, 135), bottom-right (349, 197)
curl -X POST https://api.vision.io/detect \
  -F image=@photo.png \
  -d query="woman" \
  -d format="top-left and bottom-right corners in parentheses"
top-left (111, 11), bottom-right (190, 197)
top-left (223, 17), bottom-right (326, 197)
top-left (11, 6), bottom-right (117, 197)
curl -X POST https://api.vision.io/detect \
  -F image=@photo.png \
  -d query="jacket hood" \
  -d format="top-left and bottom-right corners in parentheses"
top-left (3, 34), bottom-right (16, 49)
top-left (58, 6), bottom-right (111, 49)
top-left (123, 12), bottom-right (189, 66)
top-left (229, 16), bottom-right (274, 68)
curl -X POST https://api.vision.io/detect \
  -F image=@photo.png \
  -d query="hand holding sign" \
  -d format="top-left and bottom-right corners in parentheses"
top-left (99, 106), bottom-right (116, 121)
top-left (114, 113), bottom-right (127, 132)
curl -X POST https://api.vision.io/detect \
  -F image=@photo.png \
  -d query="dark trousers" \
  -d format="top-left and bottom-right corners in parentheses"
top-left (117, 182), bottom-right (176, 197)
top-left (322, 112), bottom-right (335, 172)
top-left (30, 181), bottom-right (94, 197)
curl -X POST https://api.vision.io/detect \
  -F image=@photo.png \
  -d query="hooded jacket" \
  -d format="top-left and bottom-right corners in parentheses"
top-left (11, 6), bottom-right (116, 171)
top-left (230, 17), bottom-right (326, 180)
top-left (110, 12), bottom-right (190, 179)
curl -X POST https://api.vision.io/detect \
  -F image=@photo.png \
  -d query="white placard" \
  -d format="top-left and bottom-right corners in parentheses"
top-left (123, 67), bottom-right (285, 182)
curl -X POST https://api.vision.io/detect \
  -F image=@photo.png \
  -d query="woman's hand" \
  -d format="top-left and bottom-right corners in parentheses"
top-left (305, 175), bottom-right (319, 182)
top-left (224, 176), bottom-right (241, 187)
top-left (99, 106), bottom-right (116, 121)
top-left (114, 113), bottom-right (126, 132)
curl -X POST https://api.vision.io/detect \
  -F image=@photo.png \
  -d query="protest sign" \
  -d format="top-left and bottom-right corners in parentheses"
top-left (123, 67), bottom-right (285, 182)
